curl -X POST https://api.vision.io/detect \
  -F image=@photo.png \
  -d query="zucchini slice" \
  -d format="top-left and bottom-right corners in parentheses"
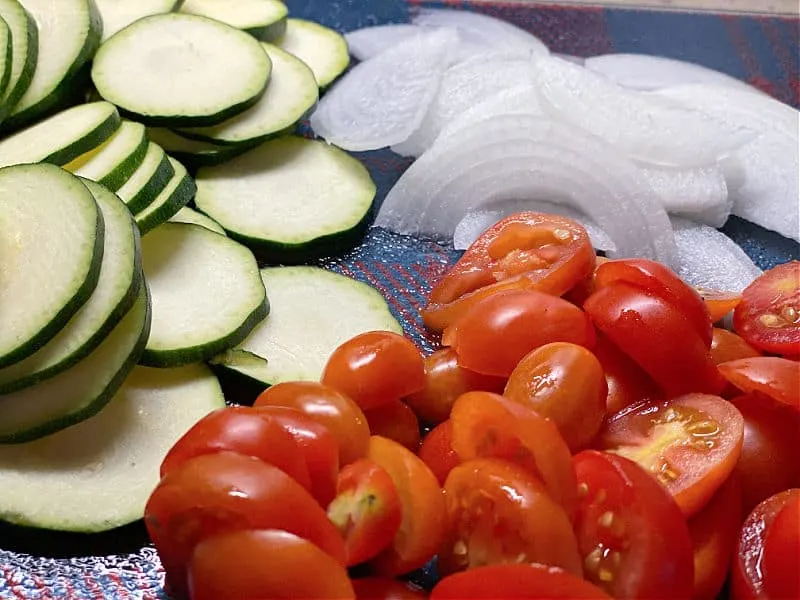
top-left (134, 156), bottom-right (196, 234)
top-left (0, 164), bottom-right (103, 368)
top-left (91, 13), bottom-right (272, 127)
top-left (147, 126), bottom-right (256, 168)
top-left (276, 18), bottom-right (349, 88)
top-left (180, 0), bottom-right (287, 41)
top-left (140, 222), bottom-right (267, 367)
top-left (169, 205), bottom-right (226, 235)
top-left (0, 179), bottom-right (141, 393)
top-left (0, 0), bottom-right (38, 117)
top-left (0, 17), bottom-right (12, 106)
top-left (116, 141), bottom-right (175, 213)
top-left (66, 120), bottom-right (149, 190)
top-left (195, 136), bottom-right (375, 263)
top-left (214, 266), bottom-right (400, 385)
top-left (0, 364), bottom-right (224, 532)
top-left (5, 0), bottom-right (102, 131)
top-left (0, 285), bottom-right (150, 444)
top-left (95, 0), bottom-right (182, 42)
top-left (178, 44), bottom-right (317, 146)
top-left (0, 101), bottom-right (121, 167)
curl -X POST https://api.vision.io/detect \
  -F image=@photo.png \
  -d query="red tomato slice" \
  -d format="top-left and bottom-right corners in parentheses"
top-left (327, 458), bottom-right (403, 566)
top-left (418, 420), bottom-right (462, 487)
top-left (363, 400), bottom-right (421, 452)
top-left (450, 391), bottom-right (577, 518)
top-left (431, 564), bottom-right (611, 599)
top-left (762, 494), bottom-right (800, 600)
top-left (351, 578), bottom-right (427, 600)
top-left (718, 356), bottom-right (800, 411)
top-left (188, 530), bottom-right (355, 600)
top-left (573, 451), bottom-right (694, 599)
top-left (599, 393), bottom-right (744, 517)
top-left (595, 258), bottom-right (713, 347)
top-left (441, 458), bottom-right (582, 576)
top-left (710, 328), bottom-right (761, 365)
top-left (584, 282), bottom-right (726, 397)
top-left (592, 332), bottom-right (662, 415)
top-left (699, 289), bottom-right (743, 323)
top-left (450, 289), bottom-right (596, 377)
top-left (423, 212), bottom-right (595, 332)
top-left (733, 261), bottom-right (800, 356)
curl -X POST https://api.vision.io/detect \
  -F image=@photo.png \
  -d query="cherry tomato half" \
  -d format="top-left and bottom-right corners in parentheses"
top-left (710, 328), bottom-right (761, 365)
top-left (762, 493), bottom-right (800, 600)
top-left (351, 578), bottom-right (427, 600)
top-left (363, 400), bottom-right (421, 452)
top-left (699, 289), bottom-right (742, 323)
top-left (718, 356), bottom-right (800, 411)
top-left (418, 420), bottom-right (461, 487)
top-left (592, 332), bottom-right (662, 415)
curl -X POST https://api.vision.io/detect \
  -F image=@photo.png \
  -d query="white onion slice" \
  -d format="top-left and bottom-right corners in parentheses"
top-left (377, 114), bottom-right (675, 264)
top-left (555, 53), bottom-right (584, 66)
top-left (671, 218), bottom-right (762, 292)
top-left (532, 56), bottom-right (757, 168)
top-left (585, 54), bottom-right (761, 94)
top-left (640, 165), bottom-right (731, 227)
top-left (655, 84), bottom-right (799, 241)
top-left (345, 24), bottom-right (422, 62)
top-left (309, 28), bottom-right (456, 151)
top-left (412, 8), bottom-right (549, 57)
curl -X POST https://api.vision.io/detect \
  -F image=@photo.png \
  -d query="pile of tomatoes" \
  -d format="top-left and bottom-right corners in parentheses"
top-left (144, 213), bottom-right (799, 599)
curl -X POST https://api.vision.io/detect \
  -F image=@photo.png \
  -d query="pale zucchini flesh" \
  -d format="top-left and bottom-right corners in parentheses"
top-left (66, 120), bottom-right (149, 190)
top-left (180, 0), bottom-right (287, 41)
top-left (0, 0), bottom-right (38, 117)
top-left (277, 18), bottom-right (350, 88)
top-left (116, 141), bottom-right (175, 213)
top-left (134, 156), bottom-right (196, 234)
top-left (95, 0), bottom-right (183, 42)
top-left (169, 205), bottom-right (226, 235)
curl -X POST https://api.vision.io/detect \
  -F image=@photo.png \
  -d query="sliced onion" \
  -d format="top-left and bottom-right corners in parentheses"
top-left (554, 53), bottom-right (584, 66)
top-left (376, 114), bottom-right (675, 264)
top-left (309, 28), bottom-right (457, 151)
top-left (640, 165), bottom-right (731, 227)
top-left (585, 53), bottom-right (761, 94)
top-left (345, 24), bottom-right (422, 62)
top-left (532, 56), bottom-right (757, 168)
top-left (671, 218), bottom-right (762, 292)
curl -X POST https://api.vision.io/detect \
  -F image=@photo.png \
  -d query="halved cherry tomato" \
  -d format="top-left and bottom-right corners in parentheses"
top-left (321, 331), bottom-right (425, 410)
top-left (431, 564), bottom-right (611, 599)
top-left (351, 578), bottom-right (427, 600)
top-left (584, 282), bottom-right (726, 396)
top-left (404, 348), bottom-right (505, 424)
top-left (592, 332), bottom-right (662, 414)
top-left (327, 459), bottom-right (403, 566)
top-left (418, 420), bottom-right (461, 487)
top-left (573, 451), bottom-right (694, 599)
top-left (563, 256), bottom-right (611, 307)
top-left (718, 356), bottom-right (800, 411)
top-left (188, 530), bottom-right (355, 600)
top-left (700, 289), bottom-right (742, 323)
top-left (255, 381), bottom-right (370, 466)
top-left (367, 436), bottom-right (446, 577)
top-left (441, 458), bottom-right (582, 576)
top-left (688, 475), bottom-right (743, 600)
top-left (145, 451), bottom-right (346, 598)
top-left (423, 213), bottom-right (595, 332)
top-left (504, 342), bottom-right (607, 452)
top-left (363, 400), bottom-right (421, 452)
top-left (599, 393), bottom-right (744, 517)
top-left (733, 261), bottom-right (800, 356)
top-left (450, 391), bottom-right (577, 517)
top-left (449, 289), bottom-right (596, 377)
top-left (710, 328), bottom-right (761, 365)
top-left (731, 488), bottom-right (800, 600)
top-left (762, 493), bottom-right (800, 600)
top-left (594, 258), bottom-right (713, 347)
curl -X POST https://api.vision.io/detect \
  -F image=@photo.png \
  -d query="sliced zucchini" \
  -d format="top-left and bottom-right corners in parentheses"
top-left (95, 0), bottom-right (183, 42)
top-left (0, 179), bottom-right (141, 393)
top-left (215, 266), bottom-right (401, 385)
top-left (169, 205), bottom-right (226, 235)
top-left (195, 136), bottom-right (375, 263)
top-left (140, 222), bottom-right (267, 367)
top-left (66, 120), bottom-right (149, 190)
top-left (276, 18), bottom-right (349, 88)
top-left (134, 157), bottom-right (196, 233)
top-left (0, 0), bottom-right (38, 117)
top-left (0, 285), bottom-right (150, 444)
top-left (0, 164), bottom-right (103, 368)
top-left (180, 0), bottom-right (287, 41)
top-left (147, 126), bottom-right (255, 168)
top-left (91, 13), bottom-right (272, 127)
top-left (0, 17), bottom-right (12, 106)
top-left (5, 0), bottom-right (102, 131)
top-left (116, 141), bottom-right (175, 213)
top-left (0, 101), bottom-right (120, 167)
top-left (178, 44), bottom-right (317, 146)
top-left (0, 363), bottom-right (223, 532)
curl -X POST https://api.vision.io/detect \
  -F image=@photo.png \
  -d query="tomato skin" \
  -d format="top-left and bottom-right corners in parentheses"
top-left (573, 451), bottom-right (694, 599)
top-left (418, 420), bottom-right (462, 487)
top-left (351, 578), bottom-right (427, 600)
top-left (701, 290), bottom-right (743, 323)
top-left (718, 356), bottom-right (800, 411)
top-left (327, 459), bottom-right (403, 566)
top-left (762, 494), bottom-right (800, 600)
top-left (404, 348), bottom-right (505, 424)
top-left (563, 256), bottom-right (611, 307)
top-left (431, 564), bottom-right (612, 599)
top-left (504, 342), bottom-right (607, 452)
top-left (144, 451), bottom-right (346, 598)
top-left (367, 436), bottom-right (447, 577)
top-left (441, 458), bottom-right (582, 576)
top-left (599, 393), bottom-right (744, 517)
top-left (254, 381), bottom-right (370, 466)
top-left (188, 529), bottom-right (354, 600)
top-left (584, 282), bottom-right (726, 397)
top-left (733, 261), bottom-right (800, 356)
top-left (423, 213), bottom-right (595, 332)
top-left (451, 289), bottom-right (596, 377)
top-left (321, 331), bottom-right (425, 410)
top-left (363, 400), bottom-right (421, 452)
top-left (592, 332), bottom-right (662, 415)
top-left (710, 328), bottom-right (761, 365)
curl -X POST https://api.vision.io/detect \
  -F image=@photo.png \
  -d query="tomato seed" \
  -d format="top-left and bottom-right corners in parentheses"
top-left (759, 313), bottom-right (785, 328)
top-left (578, 483), bottom-right (589, 497)
top-left (598, 511), bottom-right (615, 528)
